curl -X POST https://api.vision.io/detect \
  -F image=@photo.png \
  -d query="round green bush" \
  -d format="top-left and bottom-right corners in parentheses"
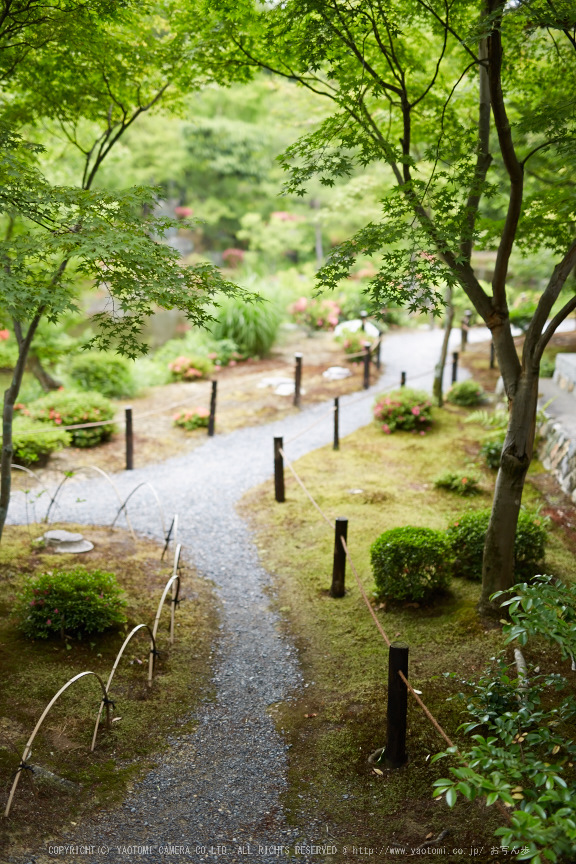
top-left (370, 526), bottom-right (451, 603)
top-left (211, 297), bottom-right (280, 357)
top-left (480, 431), bottom-right (506, 469)
top-left (10, 415), bottom-right (71, 465)
top-left (167, 354), bottom-right (214, 381)
top-left (446, 508), bottom-right (548, 581)
top-left (69, 352), bottom-right (136, 398)
top-left (373, 388), bottom-right (433, 434)
top-left (28, 390), bottom-right (116, 447)
top-left (446, 379), bottom-right (484, 407)
top-left (16, 567), bottom-right (127, 640)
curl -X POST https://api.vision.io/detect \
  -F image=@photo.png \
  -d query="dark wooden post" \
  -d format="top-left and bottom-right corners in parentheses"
top-left (333, 397), bottom-right (340, 451)
top-left (274, 437), bottom-right (285, 503)
top-left (451, 351), bottom-right (459, 384)
top-left (375, 336), bottom-right (382, 371)
top-left (125, 407), bottom-right (133, 470)
top-left (460, 310), bottom-right (471, 352)
top-left (363, 342), bottom-right (371, 389)
top-left (208, 380), bottom-right (217, 436)
top-left (490, 341), bottom-right (496, 369)
top-left (360, 310), bottom-right (367, 331)
top-left (330, 517), bottom-right (348, 598)
top-left (400, 371), bottom-right (406, 388)
top-left (383, 642), bottom-right (409, 768)
top-left (294, 352), bottom-right (303, 408)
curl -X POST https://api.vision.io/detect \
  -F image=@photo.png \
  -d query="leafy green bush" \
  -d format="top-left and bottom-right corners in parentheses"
top-left (480, 431), bottom-right (506, 469)
top-left (539, 356), bottom-right (555, 378)
top-left (206, 338), bottom-right (244, 367)
top-left (16, 567), bottom-right (127, 640)
top-left (212, 296), bottom-right (281, 356)
top-left (373, 388), bottom-right (433, 434)
top-left (10, 416), bottom-right (71, 465)
top-left (433, 656), bottom-right (576, 861)
top-left (446, 508), bottom-right (548, 581)
top-left (69, 352), bottom-right (137, 398)
top-left (173, 407), bottom-right (210, 430)
top-left (433, 471), bottom-right (481, 496)
top-left (446, 379), bottom-right (484, 407)
top-left (0, 338), bottom-right (17, 369)
top-left (370, 526), bottom-right (451, 603)
top-left (494, 574), bottom-right (576, 660)
top-left (28, 390), bottom-right (116, 447)
top-left (167, 354), bottom-right (214, 381)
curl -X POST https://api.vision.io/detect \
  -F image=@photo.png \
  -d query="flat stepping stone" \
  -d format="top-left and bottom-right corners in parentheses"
top-left (41, 529), bottom-right (94, 554)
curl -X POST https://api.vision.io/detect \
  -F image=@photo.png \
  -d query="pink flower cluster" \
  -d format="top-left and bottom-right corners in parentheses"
top-left (289, 297), bottom-right (341, 331)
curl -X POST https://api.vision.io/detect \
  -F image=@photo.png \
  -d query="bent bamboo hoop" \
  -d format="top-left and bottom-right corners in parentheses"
top-left (90, 624), bottom-right (156, 752)
top-left (44, 465), bottom-right (135, 540)
top-left (5, 671), bottom-right (108, 818)
top-left (111, 481), bottom-right (166, 539)
top-left (148, 571), bottom-right (181, 686)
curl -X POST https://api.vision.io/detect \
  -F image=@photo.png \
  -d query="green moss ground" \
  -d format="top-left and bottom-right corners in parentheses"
top-left (241, 403), bottom-right (576, 863)
top-left (0, 524), bottom-right (218, 856)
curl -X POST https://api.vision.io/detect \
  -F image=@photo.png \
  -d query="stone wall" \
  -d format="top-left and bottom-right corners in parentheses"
top-left (537, 416), bottom-right (576, 502)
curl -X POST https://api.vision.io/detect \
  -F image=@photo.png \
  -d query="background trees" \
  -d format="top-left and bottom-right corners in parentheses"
top-left (192, 0), bottom-right (576, 612)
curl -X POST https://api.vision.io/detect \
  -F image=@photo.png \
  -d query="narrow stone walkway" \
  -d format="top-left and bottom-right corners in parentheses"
top-left (7, 327), bottom-right (472, 864)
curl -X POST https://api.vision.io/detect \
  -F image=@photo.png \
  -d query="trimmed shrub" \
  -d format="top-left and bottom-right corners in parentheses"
top-left (288, 296), bottom-right (341, 331)
top-left (370, 526), bottom-right (451, 603)
top-left (211, 296), bottom-right (280, 357)
top-left (480, 431), bottom-right (506, 469)
top-left (433, 471), bottom-right (481, 496)
top-left (173, 407), bottom-right (210, 430)
top-left (335, 327), bottom-right (366, 362)
top-left (168, 354), bottom-right (214, 381)
top-left (10, 416), bottom-right (71, 465)
top-left (446, 379), bottom-right (484, 407)
top-left (69, 352), bottom-right (137, 398)
top-left (446, 508), bottom-right (548, 581)
top-left (373, 388), bottom-right (433, 434)
top-left (28, 390), bottom-right (116, 447)
top-left (15, 567), bottom-right (127, 640)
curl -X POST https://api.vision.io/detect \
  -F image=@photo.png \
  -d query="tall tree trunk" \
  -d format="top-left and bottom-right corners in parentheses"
top-left (0, 315), bottom-right (42, 542)
top-left (27, 352), bottom-right (62, 391)
top-left (433, 289), bottom-right (454, 406)
top-left (479, 368), bottom-right (539, 615)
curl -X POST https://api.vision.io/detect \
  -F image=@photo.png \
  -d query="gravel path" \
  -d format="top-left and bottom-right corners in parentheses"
top-left (7, 327), bottom-right (474, 864)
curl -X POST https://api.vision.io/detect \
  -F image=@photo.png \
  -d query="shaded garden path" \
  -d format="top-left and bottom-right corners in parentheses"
top-left (7, 327), bottom-right (475, 864)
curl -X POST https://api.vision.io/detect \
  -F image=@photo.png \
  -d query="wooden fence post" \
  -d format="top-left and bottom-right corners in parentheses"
top-left (274, 437), bottom-right (285, 503)
top-left (294, 352), bottom-right (303, 408)
top-left (363, 343), bottom-right (371, 389)
top-left (333, 397), bottom-right (340, 451)
top-left (383, 642), bottom-right (409, 768)
top-left (490, 341), bottom-right (496, 369)
top-left (330, 517), bottom-right (348, 598)
top-left (451, 351), bottom-right (459, 384)
top-left (125, 407), bottom-right (133, 470)
top-left (208, 380), bottom-right (217, 436)
top-left (400, 371), bottom-right (406, 388)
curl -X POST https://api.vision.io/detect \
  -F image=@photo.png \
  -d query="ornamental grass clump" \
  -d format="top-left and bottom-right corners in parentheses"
top-left (27, 390), bottom-right (116, 447)
top-left (370, 526), bottom-right (451, 603)
top-left (446, 508), bottom-right (548, 581)
top-left (445, 379), bottom-right (485, 407)
top-left (433, 470), bottom-right (481, 496)
top-left (373, 388), bottom-right (433, 434)
top-left (173, 407), bottom-right (210, 431)
top-left (16, 567), bottom-right (127, 640)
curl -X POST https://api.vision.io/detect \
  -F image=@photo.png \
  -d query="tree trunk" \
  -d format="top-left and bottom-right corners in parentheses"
top-left (0, 316), bottom-right (42, 543)
top-left (479, 368), bottom-right (539, 615)
top-left (27, 353), bottom-right (62, 391)
top-left (432, 289), bottom-right (454, 407)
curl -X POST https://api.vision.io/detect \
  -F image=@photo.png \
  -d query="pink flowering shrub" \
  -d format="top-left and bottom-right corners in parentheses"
top-left (373, 388), bottom-right (433, 433)
top-left (173, 407), bottom-right (210, 431)
top-left (168, 354), bottom-right (214, 381)
top-left (288, 296), bottom-right (341, 331)
top-left (28, 390), bottom-right (116, 447)
top-left (15, 568), bottom-right (126, 640)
